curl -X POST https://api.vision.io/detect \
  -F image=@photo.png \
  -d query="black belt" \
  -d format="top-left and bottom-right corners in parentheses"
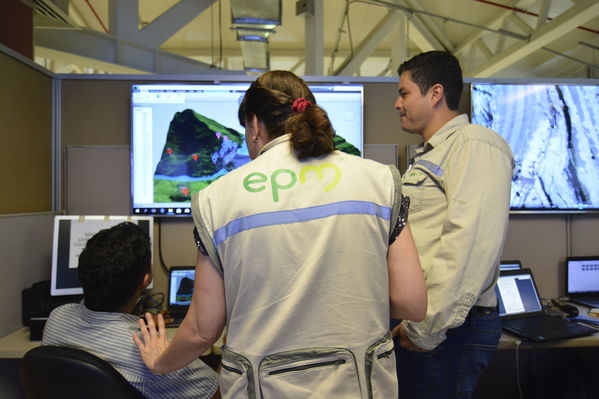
top-left (473, 306), bottom-right (495, 315)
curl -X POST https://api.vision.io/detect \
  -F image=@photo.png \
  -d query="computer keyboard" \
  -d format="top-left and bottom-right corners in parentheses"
top-left (505, 315), bottom-right (595, 341)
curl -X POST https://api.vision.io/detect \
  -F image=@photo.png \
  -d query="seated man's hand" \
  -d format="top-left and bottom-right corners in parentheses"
top-left (133, 312), bottom-right (170, 374)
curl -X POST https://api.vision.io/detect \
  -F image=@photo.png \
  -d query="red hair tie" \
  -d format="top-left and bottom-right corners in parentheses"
top-left (291, 98), bottom-right (312, 113)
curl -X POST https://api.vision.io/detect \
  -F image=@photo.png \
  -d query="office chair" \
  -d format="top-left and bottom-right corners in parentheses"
top-left (20, 345), bottom-right (145, 399)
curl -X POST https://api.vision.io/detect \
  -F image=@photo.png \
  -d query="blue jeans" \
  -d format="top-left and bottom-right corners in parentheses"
top-left (394, 308), bottom-right (501, 399)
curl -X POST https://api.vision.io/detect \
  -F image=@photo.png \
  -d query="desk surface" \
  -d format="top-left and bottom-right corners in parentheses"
top-left (2, 324), bottom-right (597, 358)
top-left (0, 327), bottom-right (223, 359)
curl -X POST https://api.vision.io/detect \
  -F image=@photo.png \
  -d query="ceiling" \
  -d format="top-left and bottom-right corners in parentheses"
top-left (29, 0), bottom-right (599, 79)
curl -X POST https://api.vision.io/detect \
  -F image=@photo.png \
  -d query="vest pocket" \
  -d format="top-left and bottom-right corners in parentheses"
top-left (220, 348), bottom-right (256, 399)
top-left (259, 348), bottom-right (361, 398)
top-left (365, 333), bottom-right (398, 399)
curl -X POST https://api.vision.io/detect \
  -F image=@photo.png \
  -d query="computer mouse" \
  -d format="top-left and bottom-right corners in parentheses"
top-left (558, 304), bottom-right (579, 317)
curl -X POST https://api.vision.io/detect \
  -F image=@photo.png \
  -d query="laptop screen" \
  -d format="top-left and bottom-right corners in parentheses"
top-left (495, 269), bottom-right (544, 317)
top-left (566, 257), bottom-right (599, 295)
top-left (168, 267), bottom-right (196, 309)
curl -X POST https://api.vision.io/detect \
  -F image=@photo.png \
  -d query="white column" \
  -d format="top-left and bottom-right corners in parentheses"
top-left (304, 0), bottom-right (323, 76)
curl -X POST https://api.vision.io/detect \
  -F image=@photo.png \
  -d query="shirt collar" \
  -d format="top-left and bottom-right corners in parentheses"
top-left (79, 301), bottom-right (139, 324)
top-left (426, 114), bottom-right (470, 148)
top-left (258, 133), bottom-right (291, 156)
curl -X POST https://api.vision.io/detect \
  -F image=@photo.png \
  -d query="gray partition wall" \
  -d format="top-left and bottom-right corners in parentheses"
top-left (0, 46), bottom-right (53, 214)
top-left (0, 45), bottom-right (57, 338)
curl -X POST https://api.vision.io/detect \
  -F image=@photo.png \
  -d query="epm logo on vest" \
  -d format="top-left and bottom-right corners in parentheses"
top-left (243, 162), bottom-right (341, 202)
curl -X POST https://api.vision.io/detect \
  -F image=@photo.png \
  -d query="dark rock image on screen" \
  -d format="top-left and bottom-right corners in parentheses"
top-left (153, 108), bottom-right (250, 202)
top-left (472, 84), bottom-right (599, 211)
top-left (177, 277), bottom-right (194, 295)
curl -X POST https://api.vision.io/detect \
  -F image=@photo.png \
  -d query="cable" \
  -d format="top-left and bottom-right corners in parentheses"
top-left (133, 292), bottom-right (165, 315)
top-left (329, 0), bottom-right (352, 75)
top-left (156, 219), bottom-right (170, 275)
top-left (514, 339), bottom-right (524, 399)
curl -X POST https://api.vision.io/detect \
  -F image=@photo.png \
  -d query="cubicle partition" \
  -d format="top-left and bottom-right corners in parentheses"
top-left (0, 46), bottom-right (57, 338)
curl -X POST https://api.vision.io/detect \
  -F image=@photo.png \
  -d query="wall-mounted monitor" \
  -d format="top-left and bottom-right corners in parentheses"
top-left (131, 82), bottom-right (364, 216)
top-left (471, 82), bottom-right (599, 213)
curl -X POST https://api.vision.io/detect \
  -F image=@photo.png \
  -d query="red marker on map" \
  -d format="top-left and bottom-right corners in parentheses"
top-left (166, 148), bottom-right (173, 155)
top-left (192, 154), bottom-right (198, 161)
top-left (216, 132), bottom-right (221, 139)
top-left (181, 187), bottom-right (190, 196)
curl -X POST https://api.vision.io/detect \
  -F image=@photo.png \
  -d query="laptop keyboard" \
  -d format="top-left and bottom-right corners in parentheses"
top-left (505, 316), bottom-right (594, 341)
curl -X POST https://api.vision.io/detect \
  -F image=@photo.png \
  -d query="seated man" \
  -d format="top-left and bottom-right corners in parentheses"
top-left (42, 222), bottom-right (219, 399)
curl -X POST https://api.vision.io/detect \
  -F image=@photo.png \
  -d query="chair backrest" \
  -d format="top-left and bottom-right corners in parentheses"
top-left (20, 345), bottom-right (145, 399)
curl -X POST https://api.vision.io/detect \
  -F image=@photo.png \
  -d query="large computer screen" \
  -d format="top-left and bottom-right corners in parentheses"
top-left (471, 82), bottom-right (599, 213)
top-left (131, 83), bottom-right (364, 216)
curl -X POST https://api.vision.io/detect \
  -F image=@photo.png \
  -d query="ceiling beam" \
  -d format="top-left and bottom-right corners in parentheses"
top-left (467, 0), bottom-right (599, 77)
top-left (34, 26), bottom-right (241, 74)
top-left (107, 0), bottom-right (215, 48)
top-left (139, 0), bottom-right (216, 47)
top-left (535, 0), bottom-right (551, 29)
top-left (165, 47), bottom-right (396, 58)
top-left (507, 13), bottom-right (533, 36)
top-left (402, 0), bottom-right (454, 51)
top-left (453, 0), bottom-right (539, 56)
top-left (334, 9), bottom-right (403, 75)
top-left (453, 9), bottom-right (510, 55)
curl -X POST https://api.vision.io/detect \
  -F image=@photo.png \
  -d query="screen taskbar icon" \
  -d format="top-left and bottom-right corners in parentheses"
top-left (133, 207), bottom-right (191, 216)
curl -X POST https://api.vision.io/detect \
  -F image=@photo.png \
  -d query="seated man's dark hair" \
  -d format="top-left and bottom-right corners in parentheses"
top-left (78, 222), bottom-right (151, 312)
top-left (397, 51), bottom-right (463, 111)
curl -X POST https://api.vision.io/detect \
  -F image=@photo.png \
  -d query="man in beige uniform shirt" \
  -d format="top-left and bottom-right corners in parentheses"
top-left (392, 51), bottom-right (513, 399)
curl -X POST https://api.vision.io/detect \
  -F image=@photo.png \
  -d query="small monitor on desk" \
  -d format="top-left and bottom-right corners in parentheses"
top-left (50, 216), bottom-right (154, 296)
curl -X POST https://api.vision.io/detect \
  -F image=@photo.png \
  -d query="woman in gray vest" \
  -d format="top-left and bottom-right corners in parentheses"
top-left (134, 71), bottom-right (427, 399)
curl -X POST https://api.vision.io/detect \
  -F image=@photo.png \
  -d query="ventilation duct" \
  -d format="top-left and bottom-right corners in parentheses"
top-left (21, 0), bottom-right (80, 29)
top-left (230, 0), bottom-right (281, 73)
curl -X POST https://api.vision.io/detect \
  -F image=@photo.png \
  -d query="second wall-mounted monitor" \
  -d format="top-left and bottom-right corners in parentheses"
top-left (471, 82), bottom-right (599, 213)
top-left (131, 83), bottom-right (364, 216)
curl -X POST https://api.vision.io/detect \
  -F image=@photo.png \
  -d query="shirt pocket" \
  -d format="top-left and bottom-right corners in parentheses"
top-left (365, 333), bottom-right (397, 399)
top-left (220, 348), bottom-right (256, 399)
top-left (258, 348), bottom-right (361, 399)
top-left (401, 168), bottom-right (429, 213)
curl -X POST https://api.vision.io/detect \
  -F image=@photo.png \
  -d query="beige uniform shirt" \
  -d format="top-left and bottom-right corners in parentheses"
top-left (401, 114), bottom-right (513, 350)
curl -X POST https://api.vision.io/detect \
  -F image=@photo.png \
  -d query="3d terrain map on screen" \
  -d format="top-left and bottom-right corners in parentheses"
top-left (153, 109), bottom-right (249, 203)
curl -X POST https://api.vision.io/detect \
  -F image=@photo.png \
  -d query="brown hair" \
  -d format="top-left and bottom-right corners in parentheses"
top-left (238, 71), bottom-right (334, 160)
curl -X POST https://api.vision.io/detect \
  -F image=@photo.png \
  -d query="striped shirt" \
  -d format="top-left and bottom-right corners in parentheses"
top-left (42, 302), bottom-right (218, 398)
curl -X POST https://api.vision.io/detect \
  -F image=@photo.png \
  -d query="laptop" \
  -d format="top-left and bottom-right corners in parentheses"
top-left (495, 268), bottom-right (596, 342)
top-left (566, 256), bottom-right (599, 308)
top-left (499, 260), bottom-right (522, 271)
top-left (166, 266), bottom-right (196, 327)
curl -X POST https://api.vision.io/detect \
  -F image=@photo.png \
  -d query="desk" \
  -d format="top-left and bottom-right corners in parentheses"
top-left (475, 314), bottom-right (599, 399)
top-left (497, 329), bottom-right (599, 350)
top-left (0, 327), bottom-right (224, 359)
